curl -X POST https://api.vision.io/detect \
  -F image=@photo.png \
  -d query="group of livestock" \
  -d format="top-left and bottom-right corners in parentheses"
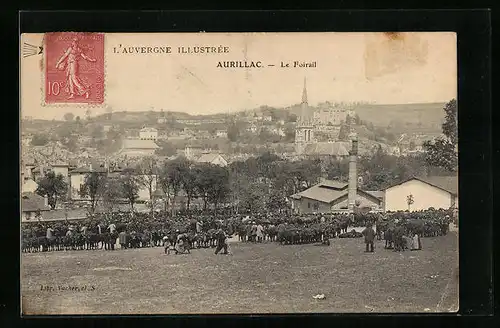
top-left (21, 208), bottom-right (454, 253)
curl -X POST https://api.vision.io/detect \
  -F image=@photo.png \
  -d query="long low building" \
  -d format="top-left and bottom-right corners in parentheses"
top-left (119, 138), bottom-right (160, 157)
top-left (290, 180), bottom-right (383, 214)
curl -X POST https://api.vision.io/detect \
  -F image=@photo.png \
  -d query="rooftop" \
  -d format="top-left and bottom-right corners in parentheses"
top-left (291, 185), bottom-right (348, 203)
top-left (21, 192), bottom-right (51, 212)
top-left (290, 180), bottom-right (382, 205)
top-left (51, 163), bottom-right (69, 167)
top-left (197, 153), bottom-right (227, 164)
top-left (419, 176), bottom-right (458, 195)
top-left (122, 139), bottom-right (160, 150)
top-left (70, 165), bottom-right (108, 174)
top-left (140, 127), bottom-right (158, 133)
top-left (304, 142), bottom-right (350, 157)
top-left (384, 175), bottom-right (458, 195)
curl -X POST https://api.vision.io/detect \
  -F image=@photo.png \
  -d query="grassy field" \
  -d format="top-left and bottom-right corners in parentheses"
top-left (21, 232), bottom-right (458, 315)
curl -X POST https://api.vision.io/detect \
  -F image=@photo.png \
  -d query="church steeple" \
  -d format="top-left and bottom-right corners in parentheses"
top-left (295, 77), bottom-right (314, 155)
top-left (302, 77), bottom-right (308, 104)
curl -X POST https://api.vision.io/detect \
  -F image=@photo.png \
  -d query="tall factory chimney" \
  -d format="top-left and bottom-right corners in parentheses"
top-left (348, 133), bottom-right (358, 213)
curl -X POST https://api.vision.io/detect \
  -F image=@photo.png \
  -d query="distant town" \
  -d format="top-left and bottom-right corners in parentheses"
top-left (21, 80), bottom-right (450, 222)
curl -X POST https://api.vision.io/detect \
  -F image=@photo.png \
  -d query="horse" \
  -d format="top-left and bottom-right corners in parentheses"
top-left (102, 232), bottom-right (118, 250)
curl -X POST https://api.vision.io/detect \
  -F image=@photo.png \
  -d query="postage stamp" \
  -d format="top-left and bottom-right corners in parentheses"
top-left (44, 32), bottom-right (105, 105)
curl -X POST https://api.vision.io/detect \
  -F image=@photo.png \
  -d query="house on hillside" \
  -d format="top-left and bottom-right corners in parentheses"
top-left (246, 123), bottom-right (258, 133)
top-left (196, 153), bottom-right (228, 167)
top-left (119, 139), bottom-right (160, 157)
top-left (215, 129), bottom-right (228, 138)
top-left (185, 145), bottom-right (204, 160)
top-left (103, 124), bottom-right (113, 133)
top-left (383, 176), bottom-right (458, 212)
top-left (69, 163), bottom-right (108, 200)
top-left (21, 192), bottom-right (51, 221)
top-left (50, 163), bottom-right (70, 182)
top-left (31, 165), bottom-right (51, 182)
top-left (23, 160), bottom-right (37, 177)
top-left (22, 175), bottom-right (38, 193)
top-left (139, 127), bottom-right (158, 141)
top-left (290, 180), bottom-right (383, 214)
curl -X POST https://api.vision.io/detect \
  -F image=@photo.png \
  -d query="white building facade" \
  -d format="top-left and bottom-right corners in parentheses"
top-left (384, 177), bottom-right (458, 212)
top-left (139, 127), bottom-right (159, 141)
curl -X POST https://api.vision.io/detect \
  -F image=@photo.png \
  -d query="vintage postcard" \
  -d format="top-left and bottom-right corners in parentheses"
top-left (20, 32), bottom-right (458, 314)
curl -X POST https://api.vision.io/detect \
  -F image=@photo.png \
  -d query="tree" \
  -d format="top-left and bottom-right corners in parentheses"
top-left (239, 180), bottom-right (266, 214)
top-left (62, 135), bottom-right (78, 153)
top-left (63, 112), bottom-right (74, 122)
top-left (442, 99), bottom-right (458, 145)
top-left (35, 171), bottom-right (68, 209)
top-left (55, 124), bottom-right (73, 142)
top-left (180, 161), bottom-right (198, 212)
top-left (159, 159), bottom-right (184, 215)
top-left (31, 133), bottom-right (49, 146)
top-left (206, 165), bottom-right (230, 212)
top-left (423, 99), bottom-right (458, 172)
top-left (90, 124), bottom-right (104, 140)
top-left (338, 124), bottom-right (349, 140)
top-left (155, 140), bottom-right (177, 157)
top-left (120, 170), bottom-right (139, 211)
top-left (288, 159), bottom-right (322, 191)
top-left (284, 124), bottom-right (296, 142)
top-left (227, 123), bottom-right (240, 142)
top-left (102, 178), bottom-right (123, 216)
top-left (325, 158), bottom-right (350, 182)
top-left (136, 157), bottom-right (158, 216)
top-left (258, 128), bottom-right (274, 143)
top-left (422, 138), bottom-right (457, 172)
top-left (79, 172), bottom-right (107, 215)
top-left (407, 194), bottom-right (415, 211)
top-left (194, 163), bottom-right (214, 211)
top-left (265, 189), bottom-right (288, 213)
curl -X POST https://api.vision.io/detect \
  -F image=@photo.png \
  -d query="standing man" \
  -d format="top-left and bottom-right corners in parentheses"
top-left (256, 222), bottom-right (264, 243)
top-left (119, 230), bottom-right (128, 249)
top-left (214, 228), bottom-right (229, 255)
top-left (277, 221), bottom-right (286, 244)
top-left (362, 223), bottom-right (376, 253)
top-left (196, 220), bottom-right (203, 234)
top-left (46, 226), bottom-right (54, 240)
top-left (251, 222), bottom-right (258, 243)
top-left (108, 222), bottom-right (116, 234)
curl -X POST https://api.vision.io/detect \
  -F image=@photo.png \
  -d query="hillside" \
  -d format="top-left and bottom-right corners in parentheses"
top-left (354, 102), bottom-right (446, 130)
top-left (21, 101), bottom-right (447, 137)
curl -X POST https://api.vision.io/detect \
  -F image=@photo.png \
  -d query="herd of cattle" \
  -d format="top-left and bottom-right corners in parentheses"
top-left (21, 209), bottom-right (454, 253)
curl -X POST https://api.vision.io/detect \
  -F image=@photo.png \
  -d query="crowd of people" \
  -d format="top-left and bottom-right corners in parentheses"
top-left (21, 208), bottom-right (454, 254)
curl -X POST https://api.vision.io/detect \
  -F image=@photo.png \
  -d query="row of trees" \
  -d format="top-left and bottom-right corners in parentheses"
top-left (77, 158), bottom-right (231, 217)
top-left (34, 148), bottom-right (454, 216)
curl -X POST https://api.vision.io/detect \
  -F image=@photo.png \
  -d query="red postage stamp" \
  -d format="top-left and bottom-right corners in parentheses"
top-left (44, 32), bottom-right (105, 105)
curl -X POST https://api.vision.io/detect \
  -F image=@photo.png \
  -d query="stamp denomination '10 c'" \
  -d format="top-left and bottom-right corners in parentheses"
top-left (44, 32), bottom-right (105, 105)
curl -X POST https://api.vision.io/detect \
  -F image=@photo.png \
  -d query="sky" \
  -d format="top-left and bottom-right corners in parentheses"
top-left (20, 32), bottom-right (456, 120)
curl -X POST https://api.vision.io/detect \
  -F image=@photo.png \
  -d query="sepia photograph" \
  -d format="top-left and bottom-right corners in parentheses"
top-left (20, 32), bottom-right (458, 314)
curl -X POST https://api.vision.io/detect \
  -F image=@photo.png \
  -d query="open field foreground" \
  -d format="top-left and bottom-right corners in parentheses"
top-left (21, 232), bottom-right (458, 314)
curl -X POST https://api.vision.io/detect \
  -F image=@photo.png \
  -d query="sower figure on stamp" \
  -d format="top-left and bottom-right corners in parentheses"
top-left (362, 223), bottom-right (376, 253)
top-left (55, 37), bottom-right (96, 99)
